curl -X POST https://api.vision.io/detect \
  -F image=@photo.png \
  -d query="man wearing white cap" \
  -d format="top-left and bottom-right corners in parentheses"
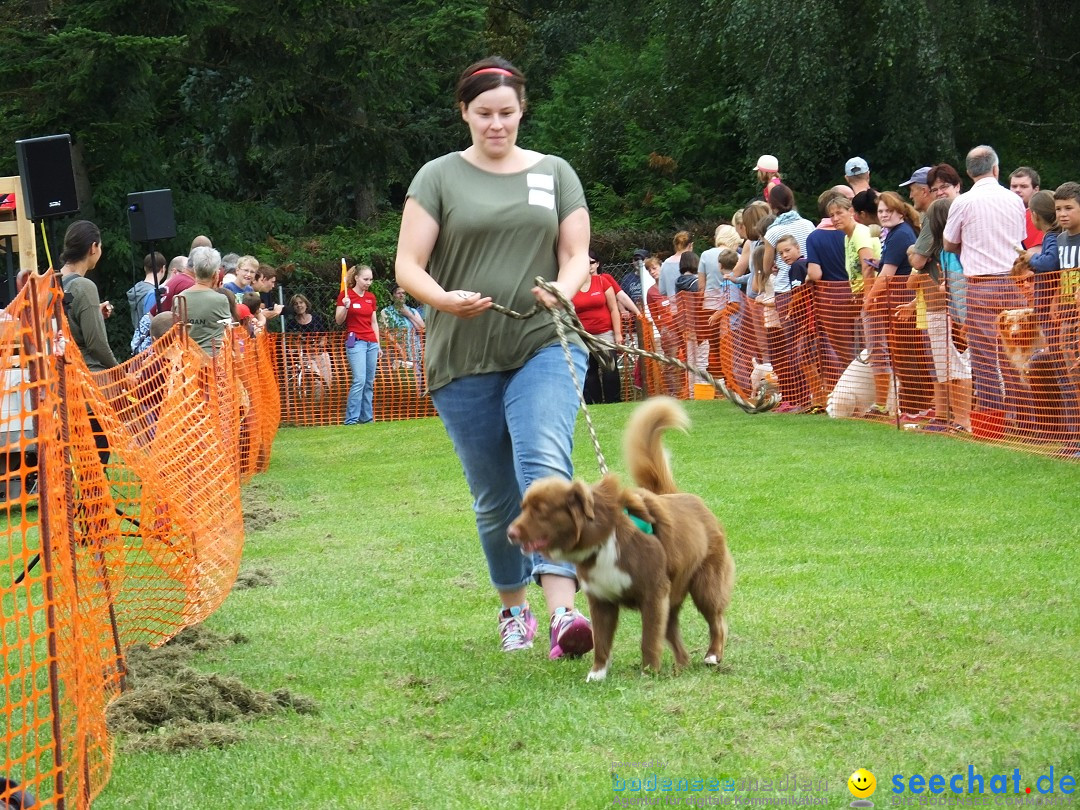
top-left (755, 155), bottom-right (782, 202)
top-left (845, 157), bottom-right (872, 194)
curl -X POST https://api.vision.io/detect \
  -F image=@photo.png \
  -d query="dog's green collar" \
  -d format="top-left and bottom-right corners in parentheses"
top-left (624, 510), bottom-right (654, 535)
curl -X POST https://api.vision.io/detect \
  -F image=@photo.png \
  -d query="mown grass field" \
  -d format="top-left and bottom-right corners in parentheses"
top-left (97, 402), bottom-right (1080, 809)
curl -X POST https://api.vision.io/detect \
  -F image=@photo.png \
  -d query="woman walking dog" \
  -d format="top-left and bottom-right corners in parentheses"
top-left (395, 57), bottom-right (594, 659)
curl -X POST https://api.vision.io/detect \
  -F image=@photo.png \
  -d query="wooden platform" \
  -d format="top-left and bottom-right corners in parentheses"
top-left (0, 176), bottom-right (38, 276)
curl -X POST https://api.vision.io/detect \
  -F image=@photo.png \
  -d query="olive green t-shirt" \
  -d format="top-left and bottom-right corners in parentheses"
top-left (60, 273), bottom-right (119, 372)
top-left (178, 287), bottom-right (231, 354)
top-left (406, 152), bottom-right (587, 392)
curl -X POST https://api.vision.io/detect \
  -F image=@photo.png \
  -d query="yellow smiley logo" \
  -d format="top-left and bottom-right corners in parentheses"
top-left (848, 768), bottom-right (877, 798)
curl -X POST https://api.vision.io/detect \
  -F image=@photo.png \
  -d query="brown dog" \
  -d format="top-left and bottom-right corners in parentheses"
top-left (507, 397), bottom-right (734, 681)
top-left (998, 307), bottom-right (1046, 376)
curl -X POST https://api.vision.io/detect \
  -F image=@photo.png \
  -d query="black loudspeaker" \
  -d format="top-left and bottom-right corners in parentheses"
top-left (127, 189), bottom-right (176, 242)
top-left (15, 134), bottom-right (80, 220)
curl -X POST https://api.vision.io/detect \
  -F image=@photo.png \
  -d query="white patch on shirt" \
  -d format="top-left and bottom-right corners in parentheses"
top-left (528, 189), bottom-right (555, 210)
top-left (581, 533), bottom-right (631, 602)
top-left (526, 173), bottom-right (554, 191)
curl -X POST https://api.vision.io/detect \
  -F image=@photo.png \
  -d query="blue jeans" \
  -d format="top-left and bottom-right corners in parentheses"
top-left (430, 343), bottom-right (588, 592)
top-left (345, 340), bottom-right (379, 424)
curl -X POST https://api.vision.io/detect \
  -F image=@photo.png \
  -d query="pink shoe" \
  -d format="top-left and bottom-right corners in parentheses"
top-left (549, 608), bottom-right (593, 659)
top-left (498, 605), bottom-right (537, 652)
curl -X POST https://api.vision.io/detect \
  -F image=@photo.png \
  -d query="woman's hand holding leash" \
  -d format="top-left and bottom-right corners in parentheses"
top-left (442, 290), bottom-right (492, 319)
top-left (532, 280), bottom-right (576, 311)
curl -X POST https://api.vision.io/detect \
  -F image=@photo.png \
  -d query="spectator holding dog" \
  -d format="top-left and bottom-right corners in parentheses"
top-left (1046, 182), bottom-right (1080, 456)
top-left (394, 57), bottom-right (594, 659)
top-left (335, 261), bottom-right (380, 425)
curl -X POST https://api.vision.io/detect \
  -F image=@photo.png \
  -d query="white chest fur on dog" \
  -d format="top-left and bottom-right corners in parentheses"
top-left (581, 534), bottom-right (632, 602)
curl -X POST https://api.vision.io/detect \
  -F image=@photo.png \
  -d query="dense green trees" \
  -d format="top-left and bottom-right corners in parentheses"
top-left (1, 0), bottom-right (1076, 346)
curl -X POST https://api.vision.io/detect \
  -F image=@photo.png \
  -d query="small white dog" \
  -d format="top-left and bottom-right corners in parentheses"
top-left (750, 358), bottom-right (778, 398)
top-left (827, 350), bottom-right (895, 418)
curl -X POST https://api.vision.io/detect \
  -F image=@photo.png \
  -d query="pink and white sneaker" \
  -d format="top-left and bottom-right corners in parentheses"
top-left (498, 604), bottom-right (537, 652)
top-left (549, 607), bottom-right (594, 660)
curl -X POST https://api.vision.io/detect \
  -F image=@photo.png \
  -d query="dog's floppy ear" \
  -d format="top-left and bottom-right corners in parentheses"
top-left (997, 309), bottom-right (1009, 332)
top-left (621, 489), bottom-right (657, 525)
top-left (567, 480), bottom-right (595, 525)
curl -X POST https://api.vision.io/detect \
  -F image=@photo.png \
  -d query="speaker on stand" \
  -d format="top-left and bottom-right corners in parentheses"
top-left (14, 133), bottom-right (80, 272)
top-left (127, 189), bottom-right (176, 313)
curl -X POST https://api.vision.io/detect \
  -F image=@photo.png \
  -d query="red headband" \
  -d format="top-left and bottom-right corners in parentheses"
top-left (470, 67), bottom-right (514, 78)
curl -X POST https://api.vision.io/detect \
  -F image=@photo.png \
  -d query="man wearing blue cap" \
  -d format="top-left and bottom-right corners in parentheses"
top-left (900, 166), bottom-right (934, 215)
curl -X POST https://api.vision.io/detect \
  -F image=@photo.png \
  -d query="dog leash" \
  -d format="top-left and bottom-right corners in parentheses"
top-left (490, 278), bottom-right (782, 475)
top-left (490, 278), bottom-right (782, 414)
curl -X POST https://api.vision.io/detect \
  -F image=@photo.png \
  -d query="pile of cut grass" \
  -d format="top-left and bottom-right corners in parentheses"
top-left (108, 620), bottom-right (316, 754)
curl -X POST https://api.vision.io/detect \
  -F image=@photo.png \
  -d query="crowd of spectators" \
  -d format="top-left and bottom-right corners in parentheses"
top-left (617, 148), bottom-right (1080, 457)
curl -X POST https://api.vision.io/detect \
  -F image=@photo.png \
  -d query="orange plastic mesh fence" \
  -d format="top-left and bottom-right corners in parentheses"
top-left (2, 274), bottom-right (279, 808)
top-left (648, 276), bottom-right (1078, 458)
top-left (277, 276), bottom-right (1078, 461)
top-left (272, 314), bottom-right (646, 427)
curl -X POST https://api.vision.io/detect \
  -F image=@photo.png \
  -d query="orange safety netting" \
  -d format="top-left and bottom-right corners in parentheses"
top-left (640, 275), bottom-right (1079, 458)
top-left (273, 315), bottom-right (646, 427)
top-left (277, 276), bottom-right (1078, 460)
top-left (1, 273), bottom-right (279, 808)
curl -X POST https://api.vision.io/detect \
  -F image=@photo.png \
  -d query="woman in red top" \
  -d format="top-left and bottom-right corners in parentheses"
top-left (335, 261), bottom-right (381, 424)
top-left (572, 252), bottom-right (623, 403)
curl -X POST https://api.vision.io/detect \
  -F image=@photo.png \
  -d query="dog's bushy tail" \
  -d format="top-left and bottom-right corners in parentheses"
top-left (624, 396), bottom-right (689, 495)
